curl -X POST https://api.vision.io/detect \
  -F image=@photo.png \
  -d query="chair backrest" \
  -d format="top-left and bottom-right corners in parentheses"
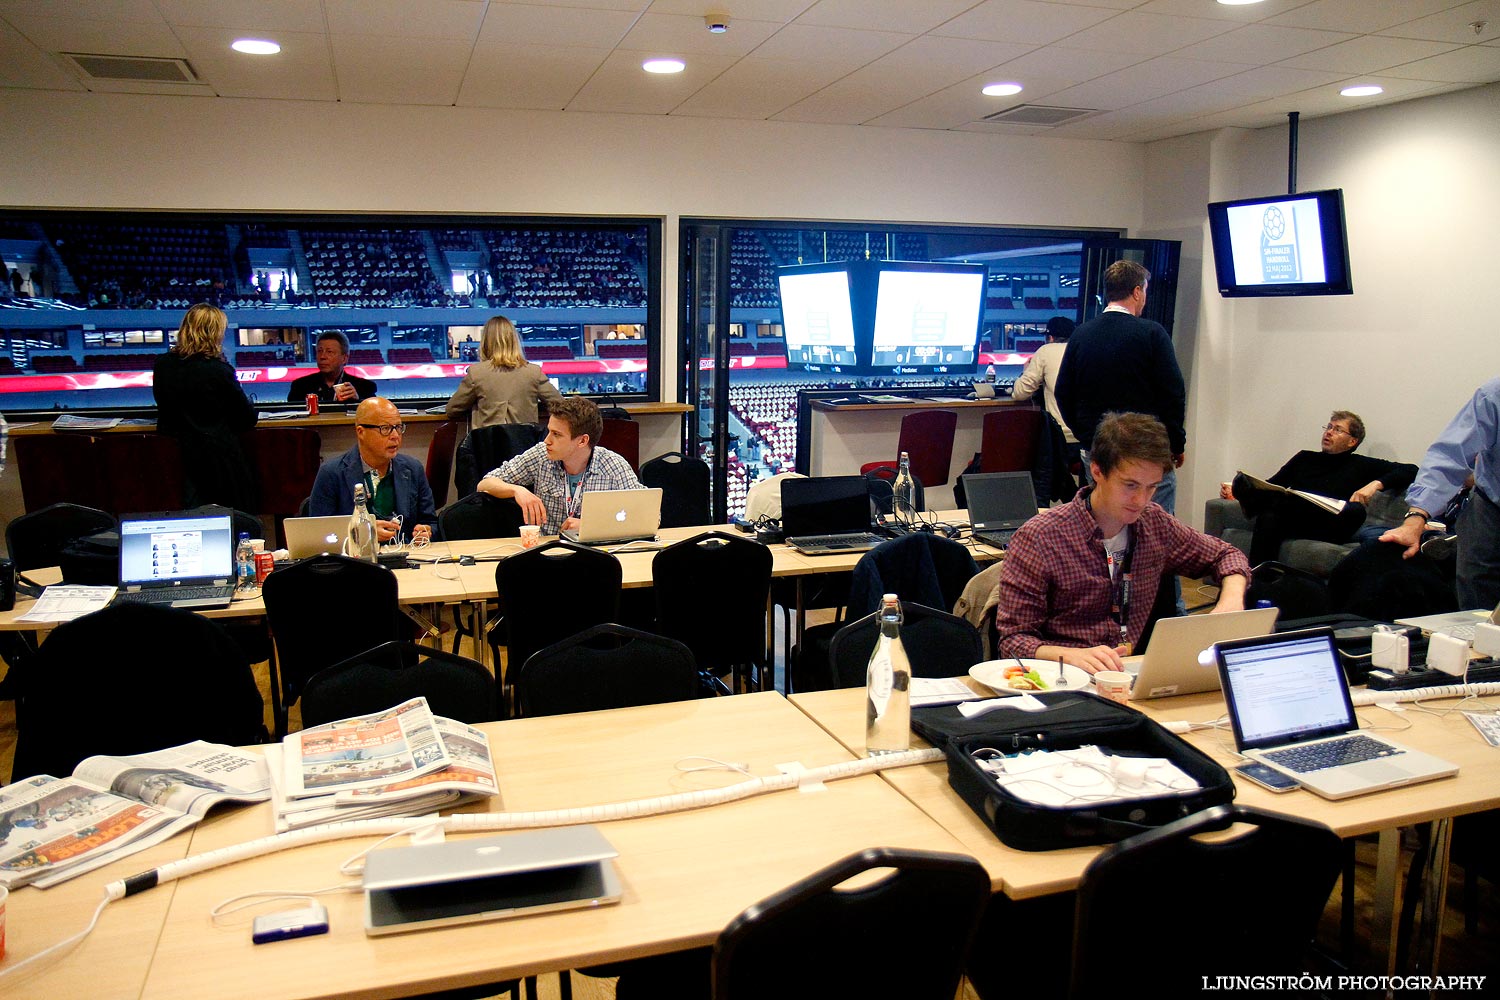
top-left (262, 554), bottom-right (402, 704)
top-left (437, 492), bottom-right (524, 541)
top-left (10, 603), bottom-right (265, 782)
top-left (713, 847), bottom-right (990, 1000)
top-left (980, 408), bottom-right (1042, 473)
top-left (1070, 805), bottom-right (1342, 998)
top-left (827, 602), bottom-right (984, 688)
top-left (5, 502), bottom-right (115, 573)
top-left (599, 417), bottom-right (640, 472)
top-left (495, 540), bottom-right (622, 672)
top-left (896, 409), bottom-right (959, 488)
top-left (847, 532), bottom-right (979, 621)
top-left (95, 433), bottom-right (185, 515)
top-left (517, 623), bottom-right (698, 717)
top-left (14, 433), bottom-right (103, 511)
top-left (454, 423), bottom-right (544, 497)
top-left (243, 427), bottom-right (322, 521)
top-left (652, 531), bottom-right (772, 671)
top-left (425, 420), bottom-right (462, 509)
top-left (640, 452), bottom-right (711, 528)
top-left (863, 466), bottom-right (925, 517)
top-left (300, 641), bottom-right (496, 728)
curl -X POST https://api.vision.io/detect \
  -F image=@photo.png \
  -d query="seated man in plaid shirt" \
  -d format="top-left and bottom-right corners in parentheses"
top-left (478, 395), bottom-right (643, 535)
top-left (994, 412), bottom-right (1251, 675)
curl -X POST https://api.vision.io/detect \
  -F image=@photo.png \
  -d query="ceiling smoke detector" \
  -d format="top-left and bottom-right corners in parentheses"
top-left (705, 13), bottom-right (730, 33)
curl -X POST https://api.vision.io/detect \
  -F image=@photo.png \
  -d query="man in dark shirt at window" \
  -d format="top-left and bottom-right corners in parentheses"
top-left (1224, 410), bottom-right (1417, 565)
top-left (287, 331), bottom-right (376, 405)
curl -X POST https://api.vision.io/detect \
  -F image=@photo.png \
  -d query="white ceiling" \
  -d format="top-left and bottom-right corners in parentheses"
top-left (2, 0), bottom-right (1497, 142)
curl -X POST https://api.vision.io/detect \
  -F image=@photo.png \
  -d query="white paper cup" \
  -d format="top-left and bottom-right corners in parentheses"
top-left (519, 525), bottom-right (542, 549)
top-left (1094, 670), bottom-right (1132, 704)
top-left (248, 538), bottom-right (266, 553)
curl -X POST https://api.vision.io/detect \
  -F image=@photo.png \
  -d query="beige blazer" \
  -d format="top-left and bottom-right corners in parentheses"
top-left (444, 361), bottom-right (563, 428)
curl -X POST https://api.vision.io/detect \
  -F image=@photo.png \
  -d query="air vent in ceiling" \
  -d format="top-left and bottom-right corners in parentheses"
top-left (982, 104), bottom-right (1096, 127)
top-left (63, 53), bottom-right (199, 84)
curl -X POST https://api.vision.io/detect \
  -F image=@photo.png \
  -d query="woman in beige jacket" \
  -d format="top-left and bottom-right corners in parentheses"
top-left (445, 315), bottom-right (563, 428)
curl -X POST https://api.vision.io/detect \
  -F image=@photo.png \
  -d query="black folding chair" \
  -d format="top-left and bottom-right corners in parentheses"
top-left (517, 624), bottom-right (697, 718)
top-left (827, 602), bottom-right (983, 689)
top-left (301, 640), bottom-right (497, 727)
top-left (652, 531), bottom-right (772, 693)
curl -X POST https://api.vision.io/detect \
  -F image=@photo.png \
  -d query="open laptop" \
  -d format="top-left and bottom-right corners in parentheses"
top-left (1128, 607), bottom-right (1280, 700)
top-left (1215, 628), bottom-right (1458, 800)
top-left (283, 515), bottom-right (349, 560)
top-left (782, 475), bottom-right (884, 556)
top-left (561, 488), bottom-right (662, 545)
top-left (363, 825), bottom-right (622, 936)
top-left (1396, 602), bottom-right (1500, 643)
top-left (962, 471), bottom-right (1038, 549)
top-left (114, 510), bottom-right (236, 609)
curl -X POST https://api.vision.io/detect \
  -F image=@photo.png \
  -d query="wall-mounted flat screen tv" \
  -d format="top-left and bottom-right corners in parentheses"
top-left (1207, 188), bottom-right (1352, 297)
top-left (869, 262), bottom-right (986, 374)
top-left (776, 263), bottom-right (858, 372)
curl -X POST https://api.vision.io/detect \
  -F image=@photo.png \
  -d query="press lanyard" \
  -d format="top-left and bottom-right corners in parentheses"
top-left (1107, 536), bottom-right (1135, 648)
top-left (563, 453), bottom-right (593, 519)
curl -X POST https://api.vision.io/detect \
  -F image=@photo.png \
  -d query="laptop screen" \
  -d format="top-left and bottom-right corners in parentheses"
top-left (1216, 629), bottom-right (1357, 752)
top-left (780, 476), bottom-right (871, 536)
top-left (962, 472), bottom-right (1037, 527)
top-left (119, 513), bottom-right (235, 585)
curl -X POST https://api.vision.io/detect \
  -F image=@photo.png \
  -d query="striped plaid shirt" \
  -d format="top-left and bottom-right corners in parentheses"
top-left (994, 488), bottom-right (1251, 659)
top-left (487, 442), bottom-right (643, 535)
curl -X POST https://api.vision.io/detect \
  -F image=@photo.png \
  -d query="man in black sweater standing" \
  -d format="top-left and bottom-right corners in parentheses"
top-left (1055, 259), bottom-right (1186, 515)
top-left (1225, 410), bottom-right (1417, 565)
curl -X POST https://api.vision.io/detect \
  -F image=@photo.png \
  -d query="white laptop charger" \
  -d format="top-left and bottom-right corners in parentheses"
top-left (1371, 629), bottom-right (1409, 673)
top-left (1427, 632), bottom-right (1471, 677)
top-left (1474, 622), bottom-right (1500, 659)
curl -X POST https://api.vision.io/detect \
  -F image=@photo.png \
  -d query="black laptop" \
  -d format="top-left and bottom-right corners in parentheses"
top-left (114, 510), bottom-right (237, 609)
top-left (962, 472), bottom-right (1038, 548)
top-left (781, 476), bottom-right (884, 556)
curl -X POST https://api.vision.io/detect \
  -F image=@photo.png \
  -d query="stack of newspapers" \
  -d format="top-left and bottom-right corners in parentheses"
top-left (265, 697), bottom-right (497, 832)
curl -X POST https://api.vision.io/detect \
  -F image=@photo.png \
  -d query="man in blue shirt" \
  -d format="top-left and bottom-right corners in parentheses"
top-left (1381, 378), bottom-right (1500, 609)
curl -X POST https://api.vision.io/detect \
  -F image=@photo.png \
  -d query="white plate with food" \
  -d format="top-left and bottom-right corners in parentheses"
top-left (969, 658), bottom-right (1093, 695)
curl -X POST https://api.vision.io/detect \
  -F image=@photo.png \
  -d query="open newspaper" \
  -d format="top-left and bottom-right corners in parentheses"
top-left (269, 698), bottom-right (497, 832)
top-left (1234, 471), bottom-right (1346, 515)
top-left (0, 741), bottom-right (270, 889)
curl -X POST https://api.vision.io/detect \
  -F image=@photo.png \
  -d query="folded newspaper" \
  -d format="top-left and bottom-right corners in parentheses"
top-left (267, 697), bottom-right (497, 832)
top-left (0, 741), bottom-right (270, 889)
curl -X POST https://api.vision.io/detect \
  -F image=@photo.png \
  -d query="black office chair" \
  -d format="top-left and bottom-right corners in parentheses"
top-left (517, 624), bottom-right (697, 718)
top-left (262, 554), bottom-right (402, 736)
top-left (301, 640), bottom-right (497, 728)
top-left (6, 501), bottom-right (115, 581)
top-left (614, 848), bottom-right (990, 1000)
top-left (1069, 805), bottom-right (1341, 998)
top-left (454, 423), bottom-right (544, 498)
top-left (827, 602), bottom-right (984, 689)
top-left (652, 531), bottom-right (772, 693)
top-left (11, 603), bottom-right (265, 782)
top-left (493, 540), bottom-right (621, 715)
top-left (640, 452), bottom-right (710, 528)
top-left (437, 491), bottom-right (525, 542)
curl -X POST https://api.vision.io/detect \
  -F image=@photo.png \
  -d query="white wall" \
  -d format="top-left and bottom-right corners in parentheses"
top-left (1145, 81), bottom-right (1500, 527)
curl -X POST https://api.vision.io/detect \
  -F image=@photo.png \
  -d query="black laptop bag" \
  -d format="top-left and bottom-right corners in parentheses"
top-left (913, 690), bottom-right (1234, 852)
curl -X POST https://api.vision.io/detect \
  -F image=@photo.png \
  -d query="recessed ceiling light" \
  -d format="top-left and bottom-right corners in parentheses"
top-left (1341, 84), bottom-right (1384, 97)
top-left (982, 82), bottom-right (1023, 97)
top-left (1216, 0), bottom-right (1266, 6)
top-left (642, 58), bottom-right (686, 74)
top-left (231, 38), bottom-right (280, 55)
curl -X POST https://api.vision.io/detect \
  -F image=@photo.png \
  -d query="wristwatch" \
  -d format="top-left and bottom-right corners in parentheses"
top-left (1402, 508), bottom-right (1429, 523)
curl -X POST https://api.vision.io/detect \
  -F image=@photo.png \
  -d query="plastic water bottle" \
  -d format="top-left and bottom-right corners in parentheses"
top-left (866, 594), bottom-right (912, 755)
top-left (892, 451), bottom-right (915, 527)
top-left (347, 483), bottom-right (379, 562)
top-left (235, 532), bottom-right (256, 593)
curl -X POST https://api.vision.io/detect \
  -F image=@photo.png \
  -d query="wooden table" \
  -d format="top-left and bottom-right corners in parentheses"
top-left (791, 683), bottom-right (1500, 972)
top-left (7, 692), bottom-right (970, 1000)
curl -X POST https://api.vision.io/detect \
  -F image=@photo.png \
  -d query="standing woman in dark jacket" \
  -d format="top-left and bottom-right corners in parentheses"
top-left (153, 303), bottom-right (259, 512)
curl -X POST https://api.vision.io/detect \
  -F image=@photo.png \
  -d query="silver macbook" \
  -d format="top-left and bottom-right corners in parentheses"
top-left (1396, 602), bottom-right (1500, 643)
top-left (115, 510), bottom-right (236, 609)
top-left (363, 825), bottom-right (622, 936)
top-left (561, 488), bottom-right (662, 545)
top-left (283, 515), bottom-right (350, 560)
top-left (1129, 607), bottom-right (1279, 700)
top-left (1216, 629), bottom-right (1458, 800)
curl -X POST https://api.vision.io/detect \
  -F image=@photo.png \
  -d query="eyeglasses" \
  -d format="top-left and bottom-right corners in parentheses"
top-left (1322, 423), bottom-right (1352, 435)
top-left (358, 422), bottom-right (407, 436)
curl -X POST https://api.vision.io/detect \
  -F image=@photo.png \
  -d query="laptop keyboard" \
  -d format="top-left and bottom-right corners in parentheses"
top-left (115, 586), bottom-right (233, 605)
top-left (788, 532), bottom-right (885, 551)
top-left (1261, 735), bottom-right (1403, 774)
top-left (974, 530), bottom-right (1014, 549)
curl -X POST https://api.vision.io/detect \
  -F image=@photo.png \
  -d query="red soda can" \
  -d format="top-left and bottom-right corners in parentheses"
top-left (305, 393), bottom-right (319, 415)
top-left (254, 551), bottom-right (275, 586)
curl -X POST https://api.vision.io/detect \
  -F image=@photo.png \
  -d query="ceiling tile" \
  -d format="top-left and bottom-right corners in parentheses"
top-left (176, 26), bottom-right (336, 100)
top-left (458, 41), bottom-right (607, 109)
top-left (932, 0), bottom-right (1121, 46)
top-left (153, 0), bottom-right (326, 34)
top-left (617, 11), bottom-right (781, 56)
top-left (1172, 23), bottom-right (1356, 65)
top-left (331, 33), bottom-right (471, 105)
top-left (972, 45), bottom-right (1146, 101)
top-left (1378, 1), bottom-right (1500, 44)
top-left (477, 4), bottom-right (639, 49)
top-left (1136, 0), bottom-right (1315, 20)
top-left (503, 0), bottom-right (647, 10)
top-left (793, 0), bottom-right (978, 34)
top-left (1184, 63), bottom-right (1349, 102)
top-left (1277, 34), bottom-right (1461, 73)
top-left (1266, 0), bottom-right (1459, 33)
top-left (647, 0), bottom-right (811, 18)
top-left (0, 17), bottom-right (83, 89)
top-left (749, 23), bottom-right (909, 62)
top-left (567, 47), bottom-right (738, 113)
top-left (2, 12), bottom-right (184, 55)
top-left (0, 0), bottom-right (161, 23)
top-left (1063, 10), bottom-right (1241, 57)
top-left (670, 56), bottom-right (846, 118)
top-left (325, 0), bottom-right (484, 40)
top-left (1379, 43), bottom-right (1500, 82)
top-left (1044, 56), bottom-right (1253, 111)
